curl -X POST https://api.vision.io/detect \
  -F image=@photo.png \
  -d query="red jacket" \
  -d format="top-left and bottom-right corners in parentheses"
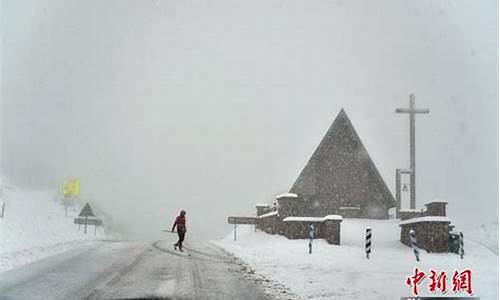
top-left (172, 215), bottom-right (186, 232)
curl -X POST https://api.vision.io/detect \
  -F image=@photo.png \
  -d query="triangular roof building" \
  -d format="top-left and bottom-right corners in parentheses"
top-left (289, 109), bottom-right (395, 219)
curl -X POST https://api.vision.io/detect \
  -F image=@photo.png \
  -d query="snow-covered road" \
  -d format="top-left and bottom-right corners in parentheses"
top-left (0, 240), bottom-right (270, 300)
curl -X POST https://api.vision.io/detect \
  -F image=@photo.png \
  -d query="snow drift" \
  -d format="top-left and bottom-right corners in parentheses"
top-left (216, 219), bottom-right (498, 300)
top-left (0, 176), bottom-right (112, 273)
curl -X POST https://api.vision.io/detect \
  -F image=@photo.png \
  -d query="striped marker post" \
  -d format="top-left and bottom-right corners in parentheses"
top-left (459, 232), bottom-right (464, 259)
top-left (309, 224), bottom-right (314, 254)
top-left (365, 228), bottom-right (372, 259)
top-left (409, 229), bottom-right (420, 262)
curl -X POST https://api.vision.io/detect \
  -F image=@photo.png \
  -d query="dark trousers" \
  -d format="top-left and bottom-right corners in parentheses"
top-left (176, 230), bottom-right (186, 248)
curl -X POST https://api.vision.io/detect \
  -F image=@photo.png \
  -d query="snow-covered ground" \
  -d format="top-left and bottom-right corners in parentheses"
top-left (215, 219), bottom-right (498, 300)
top-left (0, 178), bottom-right (111, 273)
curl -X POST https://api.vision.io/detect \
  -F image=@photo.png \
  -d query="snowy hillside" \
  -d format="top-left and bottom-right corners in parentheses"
top-left (0, 178), bottom-right (111, 273)
top-left (215, 219), bottom-right (498, 300)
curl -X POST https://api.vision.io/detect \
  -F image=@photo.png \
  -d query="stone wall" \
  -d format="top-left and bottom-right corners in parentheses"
top-left (397, 201), bottom-right (447, 220)
top-left (255, 195), bottom-right (345, 245)
top-left (278, 194), bottom-right (389, 220)
top-left (397, 209), bottom-right (425, 220)
top-left (281, 217), bottom-right (342, 245)
top-left (257, 214), bottom-right (281, 234)
top-left (281, 220), bottom-right (323, 239)
top-left (398, 201), bottom-right (454, 253)
top-left (399, 217), bottom-right (451, 253)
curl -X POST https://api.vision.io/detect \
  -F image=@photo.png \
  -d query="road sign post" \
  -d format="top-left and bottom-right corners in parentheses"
top-left (227, 217), bottom-right (257, 242)
top-left (365, 228), bottom-right (372, 259)
top-left (61, 179), bottom-right (80, 217)
top-left (459, 232), bottom-right (464, 259)
top-left (62, 196), bottom-right (73, 218)
top-left (76, 203), bottom-right (102, 235)
top-left (410, 229), bottom-right (420, 262)
top-left (227, 217), bottom-right (257, 225)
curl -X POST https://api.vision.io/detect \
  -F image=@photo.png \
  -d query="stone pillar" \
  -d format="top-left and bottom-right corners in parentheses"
top-left (424, 202), bottom-right (447, 216)
top-left (322, 219), bottom-right (342, 245)
top-left (256, 204), bottom-right (270, 216)
top-left (276, 194), bottom-right (299, 218)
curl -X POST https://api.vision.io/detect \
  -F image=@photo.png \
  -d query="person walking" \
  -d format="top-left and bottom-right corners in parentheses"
top-left (171, 210), bottom-right (187, 251)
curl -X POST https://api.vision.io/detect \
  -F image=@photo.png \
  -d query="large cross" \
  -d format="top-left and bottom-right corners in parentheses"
top-left (395, 94), bottom-right (429, 209)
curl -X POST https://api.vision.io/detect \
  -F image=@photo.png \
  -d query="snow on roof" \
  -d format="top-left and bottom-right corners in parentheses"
top-left (339, 206), bottom-right (360, 210)
top-left (258, 211), bottom-right (279, 218)
top-left (398, 209), bottom-right (422, 212)
top-left (276, 193), bottom-right (298, 199)
top-left (424, 200), bottom-right (448, 205)
top-left (283, 217), bottom-right (324, 222)
top-left (323, 215), bottom-right (343, 221)
top-left (255, 203), bottom-right (270, 207)
top-left (283, 215), bottom-right (343, 222)
top-left (399, 216), bottom-right (451, 226)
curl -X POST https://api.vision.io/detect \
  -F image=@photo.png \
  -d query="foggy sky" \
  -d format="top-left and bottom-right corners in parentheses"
top-left (1, 0), bottom-right (498, 240)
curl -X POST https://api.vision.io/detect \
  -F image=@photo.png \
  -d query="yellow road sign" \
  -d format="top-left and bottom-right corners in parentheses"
top-left (62, 179), bottom-right (80, 197)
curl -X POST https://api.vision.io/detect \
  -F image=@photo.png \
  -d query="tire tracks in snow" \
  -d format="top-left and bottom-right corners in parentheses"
top-left (83, 245), bottom-right (149, 300)
top-left (209, 242), bottom-right (301, 300)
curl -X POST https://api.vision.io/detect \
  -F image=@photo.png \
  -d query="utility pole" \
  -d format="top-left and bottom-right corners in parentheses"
top-left (396, 94), bottom-right (429, 209)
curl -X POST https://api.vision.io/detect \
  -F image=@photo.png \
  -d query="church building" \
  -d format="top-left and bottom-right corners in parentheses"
top-left (287, 108), bottom-right (396, 219)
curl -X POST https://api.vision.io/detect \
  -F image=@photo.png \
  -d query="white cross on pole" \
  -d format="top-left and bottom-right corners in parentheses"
top-left (396, 94), bottom-right (429, 209)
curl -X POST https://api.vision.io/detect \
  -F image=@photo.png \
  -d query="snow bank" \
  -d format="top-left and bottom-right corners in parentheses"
top-left (323, 214), bottom-right (343, 221)
top-left (276, 193), bottom-right (298, 199)
top-left (215, 219), bottom-right (498, 300)
top-left (425, 198), bottom-right (448, 204)
top-left (283, 217), bottom-right (324, 222)
top-left (258, 211), bottom-right (279, 218)
top-left (399, 216), bottom-right (451, 225)
top-left (283, 215), bottom-right (342, 222)
top-left (0, 178), bottom-right (110, 273)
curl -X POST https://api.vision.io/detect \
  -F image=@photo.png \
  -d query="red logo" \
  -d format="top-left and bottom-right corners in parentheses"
top-left (452, 269), bottom-right (473, 295)
top-left (406, 267), bottom-right (426, 295)
top-left (428, 269), bottom-right (447, 294)
top-left (405, 268), bottom-right (473, 296)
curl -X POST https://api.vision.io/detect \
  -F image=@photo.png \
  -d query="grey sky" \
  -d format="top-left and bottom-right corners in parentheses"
top-left (1, 0), bottom-right (498, 240)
